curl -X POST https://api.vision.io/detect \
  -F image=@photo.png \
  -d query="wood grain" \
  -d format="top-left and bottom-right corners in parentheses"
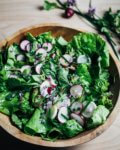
top-left (0, 0), bottom-right (120, 149)
top-left (0, 24), bottom-right (120, 148)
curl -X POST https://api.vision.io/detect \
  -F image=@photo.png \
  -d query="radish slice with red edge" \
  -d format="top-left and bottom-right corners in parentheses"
top-left (37, 43), bottom-right (42, 49)
top-left (70, 102), bottom-right (83, 114)
top-left (20, 40), bottom-right (30, 51)
top-left (63, 54), bottom-right (73, 63)
top-left (21, 65), bottom-right (31, 74)
top-left (25, 43), bottom-right (31, 52)
top-left (35, 64), bottom-right (42, 74)
top-left (42, 42), bottom-right (52, 52)
top-left (70, 85), bottom-right (83, 98)
top-left (59, 57), bottom-right (69, 67)
top-left (70, 113), bottom-right (84, 126)
top-left (77, 55), bottom-right (91, 64)
top-left (58, 107), bottom-right (68, 123)
top-left (82, 101), bottom-right (97, 118)
top-left (35, 48), bottom-right (47, 58)
top-left (16, 54), bottom-right (25, 61)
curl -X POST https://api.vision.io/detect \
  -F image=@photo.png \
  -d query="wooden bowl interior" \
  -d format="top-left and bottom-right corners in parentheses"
top-left (0, 25), bottom-right (120, 147)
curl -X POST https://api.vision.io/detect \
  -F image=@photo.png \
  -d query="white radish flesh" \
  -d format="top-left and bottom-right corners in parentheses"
top-left (63, 54), bottom-right (73, 63)
top-left (46, 101), bottom-right (52, 110)
top-left (82, 101), bottom-right (97, 118)
top-left (21, 65), bottom-right (31, 74)
top-left (42, 42), bottom-right (53, 52)
top-left (59, 57), bottom-right (69, 67)
top-left (55, 97), bottom-right (71, 109)
top-left (36, 48), bottom-right (47, 58)
top-left (70, 102), bottom-right (83, 113)
top-left (37, 43), bottom-right (42, 49)
top-left (68, 65), bottom-right (75, 70)
top-left (77, 55), bottom-right (91, 64)
top-left (70, 113), bottom-right (84, 126)
top-left (58, 107), bottom-right (68, 123)
top-left (35, 64), bottom-right (42, 74)
top-left (70, 85), bottom-right (83, 98)
top-left (20, 40), bottom-right (30, 51)
top-left (25, 43), bottom-right (31, 52)
top-left (16, 54), bottom-right (25, 61)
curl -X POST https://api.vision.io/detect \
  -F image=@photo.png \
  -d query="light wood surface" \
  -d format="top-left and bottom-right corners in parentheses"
top-left (0, 0), bottom-right (120, 150)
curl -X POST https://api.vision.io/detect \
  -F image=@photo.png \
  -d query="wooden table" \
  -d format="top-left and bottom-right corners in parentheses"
top-left (0, 0), bottom-right (120, 150)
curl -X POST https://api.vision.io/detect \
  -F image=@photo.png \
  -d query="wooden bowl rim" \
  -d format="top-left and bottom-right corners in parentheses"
top-left (0, 23), bottom-right (120, 147)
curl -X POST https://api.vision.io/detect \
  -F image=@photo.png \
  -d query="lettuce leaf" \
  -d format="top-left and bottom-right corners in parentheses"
top-left (24, 108), bottom-right (47, 135)
top-left (62, 119), bottom-right (83, 137)
top-left (87, 105), bottom-right (109, 128)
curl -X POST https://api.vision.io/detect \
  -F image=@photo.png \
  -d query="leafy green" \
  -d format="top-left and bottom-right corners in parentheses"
top-left (11, 114), bottom-right (22, 129)
top-left (62, 120), bottom-right (83, 137)
top-left (26, 32), bottom-right (36, 42)
top-left (57, 36), bottom-right (68, 46)
top-left (44, 0), bottom-right (59, 11)
top-left (0, 31), bottom-right (112, 140)
top-left (98, 94), bottom-right (113, 110)
top-left (76, 64), bottom-right (92, 86)
top-left (87, 105), bottom-right (109, 128)
top-left (0, 92), bottom-right (19, 115)
top-left (24, 109), bottom-right (47, 135)
top-left (58, 67), bottom-right (69, 90)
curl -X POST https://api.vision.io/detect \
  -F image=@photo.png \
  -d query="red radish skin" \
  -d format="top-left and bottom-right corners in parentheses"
top-left (42, 43), bottom-right (53, 52)
top-left (70, 113), bottom-right (84, 126)
top-left (20, 40), bottom-right (30, 51)
top-left (65, 8), bottom-right (74, 18)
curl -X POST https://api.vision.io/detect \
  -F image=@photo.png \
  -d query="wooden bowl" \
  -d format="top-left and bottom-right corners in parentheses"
top-left (0, 23), bottom-right (120, 147)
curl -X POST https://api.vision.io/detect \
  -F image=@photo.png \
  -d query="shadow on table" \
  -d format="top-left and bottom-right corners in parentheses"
top-left (0, 127), bottom-right (85, 150)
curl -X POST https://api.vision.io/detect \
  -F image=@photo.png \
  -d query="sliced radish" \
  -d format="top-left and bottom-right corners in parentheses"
top-left (82, 101), bottom-right (97, 118)
top-left (56, 97), bottom-right (71, 109)
top-left (9, 74), bottom-right (18, 78)
top-left (35, 48), bottom-right (47, 58)
top-left (63, 54), bottom-right (73, 63)
top-left (70, 113), bottom-right (84, 126)
top-left (37, 43), bottom-right (42, 49)
top-left (40, 80), bottom-right (50, 90)
top-left (70, 102), bottom-right (83, 114)
top-left (59, 57), bottom-right (69, 67)
top-left (16, 54), bottom-right (25, 61)
top-left (77, 55), bottom-right (91, 64)
top-left (35, 64), bottom-right (42, 74)
top-left (51, 53), bottom-right (56, 59)
top-left (21, 65), bottom-right (31, 74)
top-left (58, 107), bottom-right (68, 123)
top-left (20, 40), bottom-right (30, 51)
top-left (47, 76), bottom-right (57, 87)
top-left (42, 42), bottom-right (53, 52)
top-left (25, 43), bottom-right (31, 52)
top-left (49, 105), bottom-right (58, 119)
top-left (68, 65), bottom-right (75, 70)
top-left (46, 101), bottom-right (52, 110)
top-left (70, 85), bottom-right (83, 98)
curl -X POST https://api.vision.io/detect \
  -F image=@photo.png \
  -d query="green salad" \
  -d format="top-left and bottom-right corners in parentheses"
top-left (0, 31), bottom-right (113, 141)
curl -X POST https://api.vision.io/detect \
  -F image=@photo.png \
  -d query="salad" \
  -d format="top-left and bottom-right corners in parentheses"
top-left (0, 31), bottom-right (113, 141)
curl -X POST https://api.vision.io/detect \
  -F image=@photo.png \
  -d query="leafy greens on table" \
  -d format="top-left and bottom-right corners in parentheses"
top-left (0, 31), bottom-right (113, 141)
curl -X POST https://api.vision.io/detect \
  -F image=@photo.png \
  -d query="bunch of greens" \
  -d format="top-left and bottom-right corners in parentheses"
top-left (43, 0), bottom-right (120, 60)
top-left (0, 31), bottom-right (112, 141)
